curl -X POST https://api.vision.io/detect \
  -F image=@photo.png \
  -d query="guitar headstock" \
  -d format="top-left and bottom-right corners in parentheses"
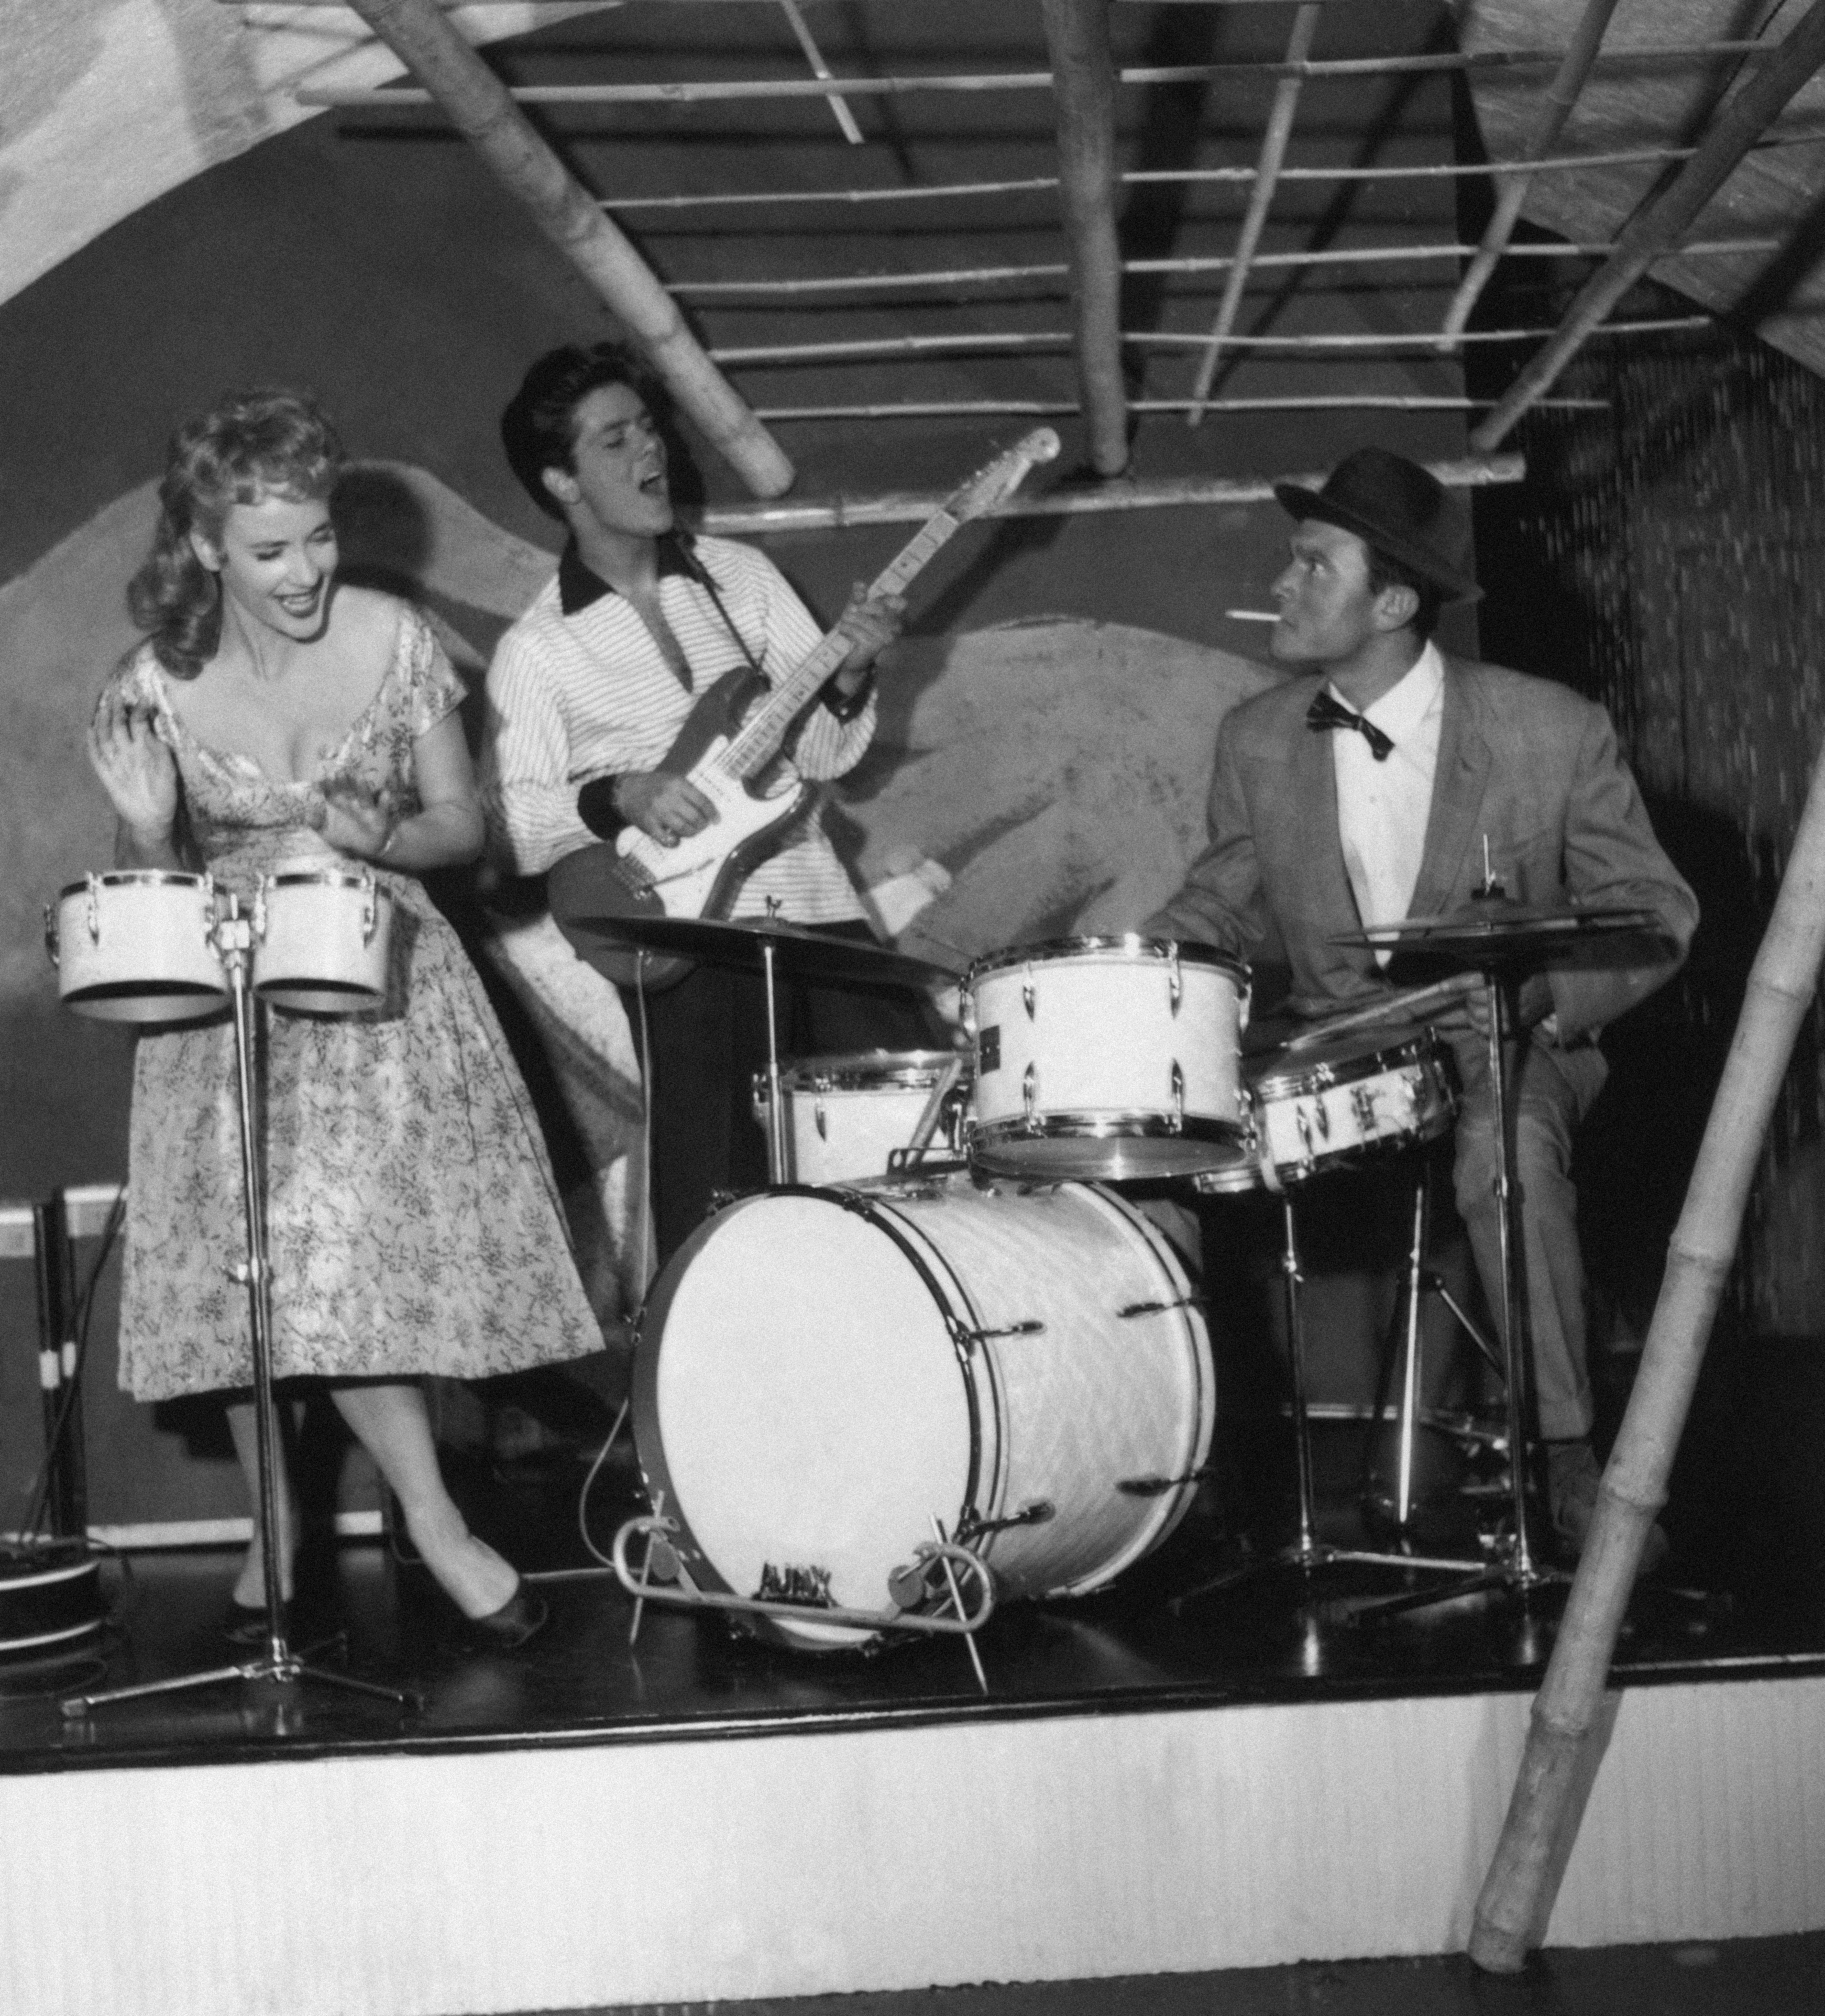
top-left (945, 428), bottom-right (1062, 523)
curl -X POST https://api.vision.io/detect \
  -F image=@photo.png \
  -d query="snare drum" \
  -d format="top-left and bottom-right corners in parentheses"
top-left (254, 869), bottom-right (393, 1014)
top-left (1249, 1028), bottom-right (1458, 1188)
top-left (965, 936), bottom-right (1251, 1180)
top-left (752, 1050), bottom-right (973, 1184)
top-left (633, 1176), bottom-right (1214, 1649)
top-left (45, 871), bottom-right (227, 1023)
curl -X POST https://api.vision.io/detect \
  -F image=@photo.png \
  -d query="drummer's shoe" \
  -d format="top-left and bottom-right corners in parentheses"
top-left (1546, 1438), bottom-right (1669, 1575)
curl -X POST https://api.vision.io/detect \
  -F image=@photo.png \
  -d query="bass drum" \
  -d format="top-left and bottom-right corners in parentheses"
top-left (632, 1177), bottom-right (1213, 1649)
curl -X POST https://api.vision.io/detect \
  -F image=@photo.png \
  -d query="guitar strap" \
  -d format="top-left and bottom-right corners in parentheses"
top-left (674, 534), bottom-right (767, 682)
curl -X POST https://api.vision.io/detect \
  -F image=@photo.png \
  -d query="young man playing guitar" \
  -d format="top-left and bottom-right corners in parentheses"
top-left (484, 342), bottom-right (932, 1267)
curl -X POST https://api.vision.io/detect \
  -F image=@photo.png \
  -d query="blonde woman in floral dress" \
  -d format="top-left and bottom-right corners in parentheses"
top-left (88, 389), bottom-right (603, 1650)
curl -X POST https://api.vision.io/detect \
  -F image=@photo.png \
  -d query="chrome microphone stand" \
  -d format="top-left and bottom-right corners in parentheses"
top-left (63, 893), bottom-right (414, 1719)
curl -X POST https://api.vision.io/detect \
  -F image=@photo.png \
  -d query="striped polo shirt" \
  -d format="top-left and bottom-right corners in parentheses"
top-left (483, 533), bottom-right (872, 925)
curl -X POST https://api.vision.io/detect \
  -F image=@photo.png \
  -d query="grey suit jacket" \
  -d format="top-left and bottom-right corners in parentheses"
top-left (1144, 655), bottom-right (1698, 1040)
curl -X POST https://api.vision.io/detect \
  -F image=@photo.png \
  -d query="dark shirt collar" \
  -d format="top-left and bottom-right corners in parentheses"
top-left (558, 532), bottom-right (700, 617)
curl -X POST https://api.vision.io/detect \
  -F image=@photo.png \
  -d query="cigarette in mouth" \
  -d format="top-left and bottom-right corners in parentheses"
top-left (1224, 609), bottom-right (1279, 623)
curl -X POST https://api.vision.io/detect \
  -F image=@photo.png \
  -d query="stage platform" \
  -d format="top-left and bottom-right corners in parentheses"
top-left (4, 1390), bottom-right (1825, 2016)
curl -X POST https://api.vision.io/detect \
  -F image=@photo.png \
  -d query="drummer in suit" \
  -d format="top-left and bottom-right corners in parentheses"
top-left (1143, 447), bottom-right (1698, 1561)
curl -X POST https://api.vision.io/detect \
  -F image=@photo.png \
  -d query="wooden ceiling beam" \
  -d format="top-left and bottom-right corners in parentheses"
top-left (1472, 0), bottom-right (1825, 452)
top-left (1439, 0), bottom-right (1623, 348)
top-left (1041, 0), bottom-right (1129, 477)
top-left (339, 0), bottom-right (795, 498)
top-left (1186, 1), bottom-right (1322, 424)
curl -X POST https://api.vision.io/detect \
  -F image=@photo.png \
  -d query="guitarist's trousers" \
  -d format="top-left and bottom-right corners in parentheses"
top-left (616, 926), bottom-right (941, 1270)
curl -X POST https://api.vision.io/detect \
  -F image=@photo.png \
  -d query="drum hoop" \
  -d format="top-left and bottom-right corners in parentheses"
top-left (57, 870), bottom-right (209, 899)
top-left (779, 1049), bottom-right (964, 1093)
top-left (971, 1110), bottom-right (1250, 1146)
top-left (965, 935), bottom-right (1247, 987)
top-left (1251, 1031), bottom-right (1444, 1102)
top-left (629, 1187), bottom-right (990, 1634)
top-left (264, 870), bottom-right (386, 893)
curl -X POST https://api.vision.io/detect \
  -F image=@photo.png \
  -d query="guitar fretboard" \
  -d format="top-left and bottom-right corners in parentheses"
top-left (718, 509), bottom-right (963, 782)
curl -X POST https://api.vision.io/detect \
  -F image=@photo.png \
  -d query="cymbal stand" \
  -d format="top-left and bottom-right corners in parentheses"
top-left (761, 925), bottom-right (788, 1186)
top-left (63, 895), bottom-right (414, 1719)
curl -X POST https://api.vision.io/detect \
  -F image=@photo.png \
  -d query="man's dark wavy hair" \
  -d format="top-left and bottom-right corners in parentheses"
top-left (500, 341), bottom-right (666, 520)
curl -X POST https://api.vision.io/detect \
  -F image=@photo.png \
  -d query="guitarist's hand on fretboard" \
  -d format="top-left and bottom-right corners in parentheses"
top-left (830, 584), bottom-right (908, 694)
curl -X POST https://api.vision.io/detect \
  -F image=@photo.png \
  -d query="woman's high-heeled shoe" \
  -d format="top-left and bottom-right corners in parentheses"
top-left (458, 1580), bottom-right (547, 1652)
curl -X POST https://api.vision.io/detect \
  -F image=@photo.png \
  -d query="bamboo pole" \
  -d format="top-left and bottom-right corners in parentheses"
top-left (696, 452), bottom-right (1522, 533)
top-left (1440, 0), bottom-right (1622, 347)
top-left (1042, 0), bottom-right (1128, 476)
top-left (779, 0), bottom-right (864, 143)
top-left (299, 44), bottom-right (1778, 107)
top-left (338, 0), bottom-right (794, 499)
top-left (592, 135), bottom-right (1825, 211)
top-left (1467, 737), bottom-right (1825, 1972)
top-left (664, 236), bottom-right (1778, 297)
top-left (745, 396), bottom-right (1600, 420)
top-left (704, 318), bottom-right (1704, 364)
top-left (1472, 0), bottom-right (1825, 452)
top-left (1187, 2), bottom-right (1322, 422)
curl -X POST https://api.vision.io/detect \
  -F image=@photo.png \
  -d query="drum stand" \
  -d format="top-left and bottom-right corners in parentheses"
top-left (1358, 1165), bottom-right (1506, 1533)
top-left (1173, 1172), bottom-right (1498, 1612)
top-left (62, 897), bottom-right (415, 1721)
top-left (1343, 968), bottom-right (1571, 1624)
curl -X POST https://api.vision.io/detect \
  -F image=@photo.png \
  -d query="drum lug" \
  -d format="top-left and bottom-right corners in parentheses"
top-left (42, 902), bottom-right (59, 970)
top-left (954, 1316), bottom-right (1045, 1349)
top-left (1351, 1084), bottom-right (1379, 1135)
top-left (1167, 947), bottom-right (1182, 1014)
top-left (1117, 1293), bottom-right (1207, 1318)
top-left (84, 873), bottom-right (102, 945)
top-left (252, 877), bottom-right (269, 946)
top-left (1021, 1061), bottom-right (1038, 1126)
top-left (955, 1499), bottom-right (1054, 1544)
top-left (360, 871), bottom-right (378, 945)
top-left (1117, 1461), bottom-right (1218, 1499)
top-left (814, 1096), bottom-right (828, 1142)
top-left (1169, 1059), bottom-right (1185, 1133)
top-left (1022, 966), bottom-right (1036, 1020)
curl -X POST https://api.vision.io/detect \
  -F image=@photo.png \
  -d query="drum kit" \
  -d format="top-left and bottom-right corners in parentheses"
top-left (41, 865), bottom-right (1667, 1697)
top-left (46, 864), bottom-right (419, 1718)
top-left (600, 893), bottom-right (1667, 1679)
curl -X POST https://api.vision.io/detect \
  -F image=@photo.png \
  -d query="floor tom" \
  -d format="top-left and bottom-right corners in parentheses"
top-left (752, 1050), bottom-right (973, 1185)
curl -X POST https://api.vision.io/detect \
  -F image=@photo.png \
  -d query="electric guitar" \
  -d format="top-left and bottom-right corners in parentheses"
top-left (548, 427), bottom-right (1061, 988)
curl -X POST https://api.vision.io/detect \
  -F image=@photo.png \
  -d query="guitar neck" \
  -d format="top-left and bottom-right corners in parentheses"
top-left (720, 509), bottom-right (962, 781)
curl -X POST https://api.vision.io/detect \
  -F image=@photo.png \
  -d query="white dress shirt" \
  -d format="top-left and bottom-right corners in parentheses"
top-left (1330, 640), bottom-right (1444, 964)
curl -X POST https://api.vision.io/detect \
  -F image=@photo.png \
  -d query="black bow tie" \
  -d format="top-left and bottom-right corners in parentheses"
top-left (1307, 688), bottom-right (1394, 761)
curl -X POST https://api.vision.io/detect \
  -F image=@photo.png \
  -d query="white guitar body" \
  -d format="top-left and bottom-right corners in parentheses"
top-left (614, 738), bottom-right (808, 915)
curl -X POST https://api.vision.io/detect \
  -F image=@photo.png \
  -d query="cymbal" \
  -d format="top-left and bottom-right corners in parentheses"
top-left (561, 909), bottom-right (959, 985)
top-left (1335, 900), bottom-right (1668, 966)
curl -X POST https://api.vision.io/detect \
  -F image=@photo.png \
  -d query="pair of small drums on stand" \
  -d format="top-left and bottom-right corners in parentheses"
top-left (642, 935), bottom-right (1461, 1649)
top-left (46, 866), bottom-right (393, 1022)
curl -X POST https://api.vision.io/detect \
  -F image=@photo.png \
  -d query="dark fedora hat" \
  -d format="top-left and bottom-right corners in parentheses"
top-left (1274, 446), bottom-right (1482, 603)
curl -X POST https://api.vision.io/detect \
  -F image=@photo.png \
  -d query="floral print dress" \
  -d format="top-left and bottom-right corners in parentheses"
top-left (108, 602), bottom-right (602, 1399)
